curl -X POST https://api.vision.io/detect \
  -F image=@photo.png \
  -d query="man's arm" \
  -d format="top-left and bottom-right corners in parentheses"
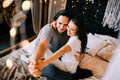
top-left (34, 38), bottom-right (49, 61)
top-left (28, 38), bottom-right (49, 77)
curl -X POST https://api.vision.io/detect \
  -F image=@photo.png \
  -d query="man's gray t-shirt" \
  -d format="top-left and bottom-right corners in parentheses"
top-left (35, 24), bottom-right (69, 52)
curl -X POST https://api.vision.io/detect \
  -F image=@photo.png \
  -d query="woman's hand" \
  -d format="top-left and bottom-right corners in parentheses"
top-left (37, 59), bottom-right (48, 69)
top-left (50, 21), bottom-right (56, 29)
top-left (74, 52), bottom-right (85, 62)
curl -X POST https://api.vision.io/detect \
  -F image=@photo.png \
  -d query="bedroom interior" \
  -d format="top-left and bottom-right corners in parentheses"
top-left (0, 0), bottom-right (120, 80)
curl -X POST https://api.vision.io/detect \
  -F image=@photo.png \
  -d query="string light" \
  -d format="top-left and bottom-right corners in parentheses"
top-left (72, 0), bottom-right (74, 3)
top-left (84, 7), bottom-right (87, 10)
top-left (98, 4), bottom-right (101, 6)
top-left (22, 0), bottom-right (31, 11)
top-left (86, 0), bottom-right (94, 4)
top-left (77, 0), bottom-right (79, 2)
top-left (83, 12), bottom-right (85, 14)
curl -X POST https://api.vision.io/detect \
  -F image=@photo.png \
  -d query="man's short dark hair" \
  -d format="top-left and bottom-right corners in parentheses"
top-left (53, 9), bottom-right (72, 21)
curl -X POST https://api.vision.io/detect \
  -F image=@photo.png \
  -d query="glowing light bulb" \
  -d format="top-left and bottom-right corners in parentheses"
top-left (10, 27), bottom-right (17, 38)
top-left (6, 59), bottom-right (13, 70)
top-left (20, 40), bottom-right (30, 47)
top-left (54, 1), bottom-right (57, 4)
top-left (22, 0), bottom-right (31, 11)
top-left (2, 0), bottom-right (13, 8)
top-left (44, 0), bottom-right (47, 3)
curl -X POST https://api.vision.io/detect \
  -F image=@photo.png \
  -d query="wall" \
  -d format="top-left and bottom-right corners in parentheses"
top-left (66, 0), bottom-right (119, 38)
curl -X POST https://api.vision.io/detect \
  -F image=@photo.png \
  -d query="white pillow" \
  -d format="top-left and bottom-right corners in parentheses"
top-left (86, 33), bottom-right (108, 56)
top-left (94, 33), bottom-right (118, 45)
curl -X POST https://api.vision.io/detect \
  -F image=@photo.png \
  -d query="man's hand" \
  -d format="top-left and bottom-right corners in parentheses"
top-left (28, 60), bottom-right (42, 77)
top-left (74, 52), bottom-right (85, 62)
top-left (28, 59), bottom-right (48, 77)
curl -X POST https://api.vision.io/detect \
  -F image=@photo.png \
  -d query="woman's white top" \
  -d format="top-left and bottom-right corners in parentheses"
top-left (61, 36), bottom-right (81, 73)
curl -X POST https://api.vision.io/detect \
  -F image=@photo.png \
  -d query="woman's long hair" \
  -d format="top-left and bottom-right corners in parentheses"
top-left (71, 17), bottom-right (87, 53)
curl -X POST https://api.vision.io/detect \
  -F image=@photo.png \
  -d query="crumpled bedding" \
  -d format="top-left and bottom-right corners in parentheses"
top-left (0, 49), bottom-right (47, 80)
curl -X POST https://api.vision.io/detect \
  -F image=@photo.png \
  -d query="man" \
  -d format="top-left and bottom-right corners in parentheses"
top-left (28, 9), bottom-right (73, 80)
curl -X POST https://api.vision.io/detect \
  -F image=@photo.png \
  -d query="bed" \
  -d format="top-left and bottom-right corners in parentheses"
top-left (0, 33), bottom-right (118, 80)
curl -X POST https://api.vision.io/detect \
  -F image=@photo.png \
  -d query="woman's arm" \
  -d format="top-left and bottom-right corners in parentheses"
top-left (43, 44), bottom-right (71, 66)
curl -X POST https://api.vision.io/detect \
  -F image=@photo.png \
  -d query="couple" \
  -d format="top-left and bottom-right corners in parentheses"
top-left (28, 9), bottom-right (92, 80)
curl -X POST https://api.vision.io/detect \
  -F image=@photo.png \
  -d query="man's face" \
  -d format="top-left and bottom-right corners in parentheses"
top-left (56, 16), bottom-right (69, 33)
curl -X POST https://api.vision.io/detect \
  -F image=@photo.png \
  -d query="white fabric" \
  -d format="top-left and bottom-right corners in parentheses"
top-left (94, 33), bottom-right (118, 45)
top-left (86, 33), bottom-right (108, 56)
top-left (102, 47), bottom-right (120, 80)
top-left (23, 38), bottom-right (37, 56)
top-left (102, 0), bottom-right (120, 31)
top-left (61, 36), bottom-right (81, 73)
top-left (101, 32), bottom-right (120, 80)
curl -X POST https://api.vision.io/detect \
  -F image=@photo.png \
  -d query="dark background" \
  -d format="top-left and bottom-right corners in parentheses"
top-left (66, 0), bottom-right (119, 37)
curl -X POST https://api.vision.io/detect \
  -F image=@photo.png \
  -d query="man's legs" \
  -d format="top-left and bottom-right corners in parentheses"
top-left (41, 64), bottom-right (72, 80)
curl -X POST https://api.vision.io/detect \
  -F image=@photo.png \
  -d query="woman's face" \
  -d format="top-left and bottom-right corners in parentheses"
top-left (56, 15), bottom-right (69, 33)
top-left (67, 20), bottom-right (78, 36)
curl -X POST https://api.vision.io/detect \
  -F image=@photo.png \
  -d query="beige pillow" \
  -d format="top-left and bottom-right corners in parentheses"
top-left (79, 54), bottom-right (108, 79)
top-left (86, 33), bottom-right (108, 56)
top-left (94, 33), bottom-right (118, 61)
top-left (97, 45), bottom-right (115, 62)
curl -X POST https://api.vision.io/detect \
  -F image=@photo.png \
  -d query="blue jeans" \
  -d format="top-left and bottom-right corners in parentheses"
top-left (41, 64), bottom-right (72, 80)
